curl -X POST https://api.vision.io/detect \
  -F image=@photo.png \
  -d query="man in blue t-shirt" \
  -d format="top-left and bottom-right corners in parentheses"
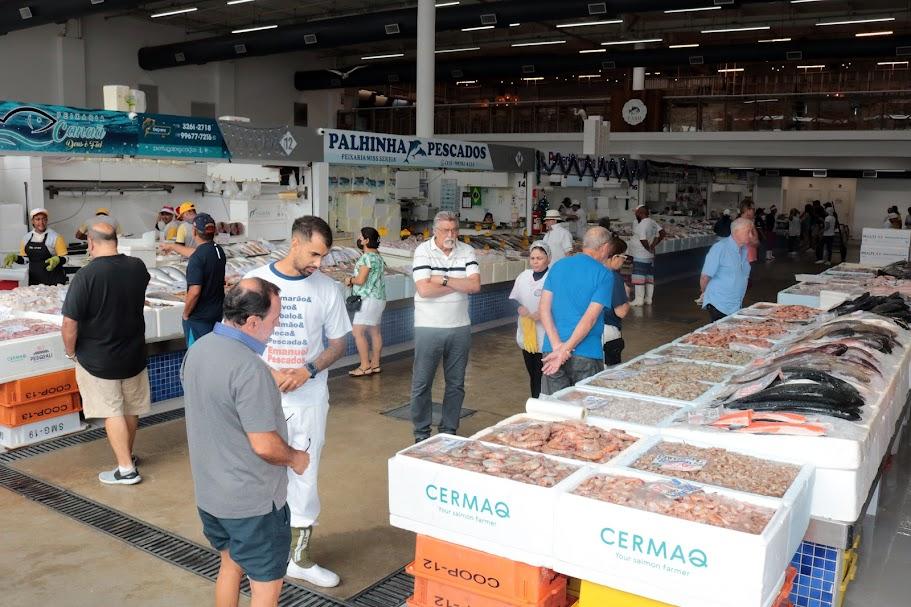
top-left (539, 226), bottom-right (614, 394)
top-left (700, 218), bottom-right (753, 322)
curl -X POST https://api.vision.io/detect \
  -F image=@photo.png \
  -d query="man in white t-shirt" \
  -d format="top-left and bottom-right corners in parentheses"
top-left (542, 209), bottom-right (574, 264)
top-left (628, 205), bottom-right (666, 306)
top-left (245, 216), bottom-right (351, 588)
top-left (410, 211), bottom-right (481, 442)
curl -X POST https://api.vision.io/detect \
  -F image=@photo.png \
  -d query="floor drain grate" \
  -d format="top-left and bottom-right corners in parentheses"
top-left (349, 567), bottom-right (413, 607)
top-left (0, 408), bottom-right (187, 464)
top-left (0, 465), bottom-right (351, 607)
top-left (382, 403), bottom-right (476, 424)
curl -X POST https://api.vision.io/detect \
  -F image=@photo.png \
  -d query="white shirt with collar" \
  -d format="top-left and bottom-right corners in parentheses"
top-left (412, 238), bottom-right (480, 328)
top-left (543, 223), bottom-right (574, 263)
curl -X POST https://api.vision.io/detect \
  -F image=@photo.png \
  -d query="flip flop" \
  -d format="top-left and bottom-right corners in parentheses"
top-left (348, 367), bottom-right (372, 377)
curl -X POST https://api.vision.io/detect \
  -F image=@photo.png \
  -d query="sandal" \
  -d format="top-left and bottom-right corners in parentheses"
top-left (370, 366), bottom-right (382, 374)
top-left (348, 367), bottom-right (372, 377)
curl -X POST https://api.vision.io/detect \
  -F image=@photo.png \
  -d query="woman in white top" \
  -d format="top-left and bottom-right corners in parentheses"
top-left (509, 240), bottom-right (551, 398)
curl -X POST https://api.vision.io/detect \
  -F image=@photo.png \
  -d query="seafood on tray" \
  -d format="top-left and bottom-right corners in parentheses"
top-left (587, 367), bottom-right (715, 402)
top-left (479, 419), bottom-right (638, 463)
top-left (0, 284), bottom-right (67, 315)
top-left (625, 358), bottom-right (734, 384)
top-left (711, 410), bottom-right (828, 436)
top-left (0, 318), bottom-right (60, 341)
top-left (739, 304), bottom-right (823, 322)
top-left (681, 329), bottom-right (774, 351)
top-left (573, 474), bottom-right (774, 534)
top-left (833, 292), bottom-right (911, 326)
top-left (658, 344), bottom-right (756, 366)
top-left (715, 318), bottom-right (791, 339)
top-left (404, 437), bottom-right (578, 487)
top-left (559, 391), bottom-right (681, 426)
top-left (630, 441), bottom-right (801, 498)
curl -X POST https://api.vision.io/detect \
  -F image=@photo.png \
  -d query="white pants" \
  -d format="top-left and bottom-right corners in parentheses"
top-left (284, 401), bottom-right (330, 528)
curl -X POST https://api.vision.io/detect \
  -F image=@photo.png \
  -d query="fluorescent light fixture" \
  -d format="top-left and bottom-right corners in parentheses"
top-left (702, 25), bottom-right (770, 33)
top-left (718, 68), bottom-right (744, 73)
top-left (665, 6), bottom-right (722, 13)
top-left (231, 24), bottom-right (277, 33)
top-left (817, 17), bottom-right (895, 26)
top-left (669, 43), bottom-right (700, 48)
top-left (601, 38), bottom-right (662, 46)
top-left (227, 0), bottom-right (254, 5)
top-left (522, 77), bottom-right (544, 81)
top-left (877, 169), bottom-right (905, 172)
top-left (578, 74), bottom-right (602, 78)
top-left (878, 61), bottom-right (909, 66)
top-left (801, 168), bottom-right (826, 171)
top-left (436, 46), bottom-right (481, 54)
top-left (456, 80), bottom-right (478, 85)
top-left (579, 48), bottom-right (607, 53)
top-left (744, 99), bottom-right (779, 103)
top-left (791, 0), bottom-right (829, 3)
top-left (462, 25), bottom-right (495, 31)
top-left (758, 37), bottom-right (791, 42)
top-left (797, 64), bottom-right (825, 69)
top-left (730, 167), bottom-right (754, 170)
top-left (361, 52), bottom-right (405, 60)
top-left (512, 40), bottom-right (566, 47)
top-left (856, 30), bottom-right (893, 37)
top-left (435, 1), bottom-right (460, 6)
top-left (510, 23), bottom-right (521, 27)
top-left (557, 19), bottom-right (623, 28)
top-left (151, 7), bottom-right (197, 18)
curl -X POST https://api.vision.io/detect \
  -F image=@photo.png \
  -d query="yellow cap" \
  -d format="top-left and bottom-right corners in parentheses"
top-left (95, 207), bottom-right (110, 216)
top-left (177, 202), bottom-right (196, 216)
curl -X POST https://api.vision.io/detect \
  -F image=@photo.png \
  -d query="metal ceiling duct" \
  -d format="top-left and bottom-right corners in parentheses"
top-left (138, 0), bottom-right (777, 70)
top-left (0, 0), bottom-right (146, 34)
top-left (293, 34), bottom-right (911, 90)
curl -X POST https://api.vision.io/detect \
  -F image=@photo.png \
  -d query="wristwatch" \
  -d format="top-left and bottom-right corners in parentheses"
top-left (305, 362), bottom-right (318, 377)
top-left (441, 275), bottom-right (449, 287)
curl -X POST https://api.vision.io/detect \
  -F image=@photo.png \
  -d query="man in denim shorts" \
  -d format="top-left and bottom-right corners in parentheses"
top-left (183, 278), bottom-right (310, 606)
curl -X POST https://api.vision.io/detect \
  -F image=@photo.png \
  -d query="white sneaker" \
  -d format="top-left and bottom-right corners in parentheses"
top-left (286, 560), bottom-right (340, 588)
top-left (815, 260), bottom-right (826, 265)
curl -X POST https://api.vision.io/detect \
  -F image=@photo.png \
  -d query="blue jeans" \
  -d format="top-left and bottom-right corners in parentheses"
top-left (410, 326), bottom-right (471, 440)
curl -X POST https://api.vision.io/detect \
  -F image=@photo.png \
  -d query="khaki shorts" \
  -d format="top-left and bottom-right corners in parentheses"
top-left (75, 363), bottom-right (152, 419)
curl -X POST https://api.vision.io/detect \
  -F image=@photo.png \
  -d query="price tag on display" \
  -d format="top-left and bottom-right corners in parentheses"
top-left (652, 454), bottom-right (708, 472)
top-left (649, 479), bottom-right (703, 500)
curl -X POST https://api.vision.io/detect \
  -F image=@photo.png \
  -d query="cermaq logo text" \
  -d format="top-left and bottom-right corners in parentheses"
top-left (327, 132), bottom-right (488, 164)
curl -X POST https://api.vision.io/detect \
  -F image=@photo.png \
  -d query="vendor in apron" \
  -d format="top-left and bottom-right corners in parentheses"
top-left (2, 208), bottom-right (68, 285)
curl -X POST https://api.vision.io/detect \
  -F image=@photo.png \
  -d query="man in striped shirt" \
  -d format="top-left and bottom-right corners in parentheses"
top-left (409, 211), bottom-right (481, 442)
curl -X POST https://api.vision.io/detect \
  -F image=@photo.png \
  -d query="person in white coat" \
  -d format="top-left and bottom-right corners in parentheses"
top-left (510, 241), bottom-right (551, 398)
top-left (542, 209), bottom-right (573, 263)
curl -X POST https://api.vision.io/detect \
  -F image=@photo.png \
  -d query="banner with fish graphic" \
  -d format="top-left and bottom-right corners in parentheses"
top-left (322, 128), bottom-right (495, 170)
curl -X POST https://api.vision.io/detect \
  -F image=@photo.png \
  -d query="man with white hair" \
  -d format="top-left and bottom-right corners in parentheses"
top-left (538, 226), bottom-right (616, 394)
top-left (410, 211), bottom-right (481, 442)
top-left (700, 217), bottom-right (753, 321)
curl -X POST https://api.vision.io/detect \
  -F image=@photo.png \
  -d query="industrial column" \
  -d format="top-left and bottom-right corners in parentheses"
top-left (416, 0), bottom-right (436, 138)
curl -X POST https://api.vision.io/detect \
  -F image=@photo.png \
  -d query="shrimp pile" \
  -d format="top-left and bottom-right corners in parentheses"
top-left (682, 330), bottom-right (774, 350)
top-left (405, 439), bottom-right (578, 487)
top-left (625, 359), bottom-right (733, 384)
top-left (659, 345), bottom-right (756, 366)
top-left (481, 419), bottom-right (637, 463)
top-left (573, 475), bottom-right (774, 534)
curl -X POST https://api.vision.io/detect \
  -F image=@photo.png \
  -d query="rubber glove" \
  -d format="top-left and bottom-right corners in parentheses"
top-left (3, 253), bottom-right (17, 268)
top-left (45, 256), bottom-right (61, 271)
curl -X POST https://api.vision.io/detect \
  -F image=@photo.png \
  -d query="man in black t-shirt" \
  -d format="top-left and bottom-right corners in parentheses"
top-left (62, 222), bottom-right (151, 486)
top-left (182, 213), bottom-right (226, 347)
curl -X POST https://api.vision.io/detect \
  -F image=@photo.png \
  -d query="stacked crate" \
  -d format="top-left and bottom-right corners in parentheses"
top-left (0, 369), bottom-right (82, 449)
top-left (406, 535), bottom-right (568, 607)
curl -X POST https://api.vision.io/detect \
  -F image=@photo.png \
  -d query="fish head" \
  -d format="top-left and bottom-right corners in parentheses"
top-left (0, 106), bottom-right (58, 135)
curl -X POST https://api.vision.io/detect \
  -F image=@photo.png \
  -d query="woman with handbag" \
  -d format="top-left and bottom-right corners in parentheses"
top-left (509, 240), bottom-right (551, 398)
top-left (345, 227), bottom-right (387, 377)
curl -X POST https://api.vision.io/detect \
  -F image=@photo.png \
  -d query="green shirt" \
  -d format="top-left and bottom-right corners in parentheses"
top-left (352, 252), bottom-right (386, 300)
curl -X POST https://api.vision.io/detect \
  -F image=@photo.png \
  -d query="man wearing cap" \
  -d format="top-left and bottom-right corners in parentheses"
top-left (542, 209), bottom-right (574, 264)
top-left (75, 208), bottom-right (121, 241)
top-left (155, 205), bottom-right (178, 241)
top-left (162, 202), bottom-right (200, 257)
top-left (3, 208), bottom-right (68, 286)
top-left (182, 213), bottom-right (227, 347)
top-left (629, 205), bottom-right (666, 307)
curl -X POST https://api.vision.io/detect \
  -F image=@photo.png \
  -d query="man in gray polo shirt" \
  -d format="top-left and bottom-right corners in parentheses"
top-left (182, 277), bottom-right (310, 607)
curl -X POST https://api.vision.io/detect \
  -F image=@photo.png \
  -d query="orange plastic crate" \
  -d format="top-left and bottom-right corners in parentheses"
top-left (0, 393), bottom-right (81, 427)
top-left (0, 368), bottom-right (78, 406)
top-left (773, 566), bottom-right (797, 607)
top-left (412, 535), bottom-right (566, 605)
top-left (407, 565), bottom-right (567, 607)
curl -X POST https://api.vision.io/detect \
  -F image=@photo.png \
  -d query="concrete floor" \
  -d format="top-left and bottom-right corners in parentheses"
top-left (2, 249), bottom-right (910, 606)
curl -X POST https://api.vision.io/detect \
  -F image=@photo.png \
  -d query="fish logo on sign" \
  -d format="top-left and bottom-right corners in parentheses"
top-left (280, 131), bottom-right (297, 156)
top-left (404, 139), bottom-right (428, 164)
top-left (0, 106), bottom-right (58, 148)
top-left (515, 151), bottom-right (524, 168)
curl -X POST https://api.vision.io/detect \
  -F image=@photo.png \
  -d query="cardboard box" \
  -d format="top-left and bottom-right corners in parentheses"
top-left (0, 411), bottom-right (82, 448)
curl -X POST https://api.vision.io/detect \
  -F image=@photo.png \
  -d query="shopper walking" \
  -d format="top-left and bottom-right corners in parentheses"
top-left (345, 227), bottom-right (386, 377)
top-left (61, 222), bottom-right (150, 485)
top-left (181, 213), bottom-right (227, 347)
top-left (699, 218), bottom-right (753, 322)
top-left (787, 209), bottom-right (801, 257)
top-left (764, 205), bottom-right (777, 261)
top-left (3, 208), bottom-right (68, 286)
top-left (542, 209), bottom-right (574, 263)
top-left (75, 208), bottom-right (121, 241)
top-left (410, 211), bottom-right (481, 442)
top-left (629, 205), bottom-right (666, 306)
top-left (817, 207), bottom-right (837, 265)
top-left (183, 278), bottom-right (310, 607)
top-left (603, 237), bottom-right (631, 366)
top-left (539, 226), bottom-right (615, 394)
top-left (245, 216), bottom-right (351, 588)
top-left (509, 240), bottom-right (551, 398)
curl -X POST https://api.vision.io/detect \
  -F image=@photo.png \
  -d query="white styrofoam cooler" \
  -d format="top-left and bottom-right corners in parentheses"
top-left (388, 434), bottom-right (582, 567)
top-left (0, 313), bottom-right (73, 383)
top-left (552, 468), bottom-right (794, 607)
top-left (0, 412), bottom-right (83, 449)
top-left (146, 299), bottom-right (185, 338)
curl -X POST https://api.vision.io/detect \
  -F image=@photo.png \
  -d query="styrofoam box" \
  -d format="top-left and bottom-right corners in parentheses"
top-left (143, 307), bottom-right (159, 340)
top-left (0, 411), bottom-right (83, 449)
top-left (859, 249), bottom-right (909, 267)
top-left (388, 434), bottom-right (583, 567)
top-left (147, 299), bottom-right (185, 338)
top-left (0, 313), bottom-right (73, 384)
top-left (776, 289), bottom-right (820, 308)
top-left (552, 467), bottom-right (793, 607)
top-left (611, 434), bottom-right (814, 561)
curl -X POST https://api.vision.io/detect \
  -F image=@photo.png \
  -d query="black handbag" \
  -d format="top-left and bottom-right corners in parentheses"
top-left (345, 290), bottom-right (362, 313)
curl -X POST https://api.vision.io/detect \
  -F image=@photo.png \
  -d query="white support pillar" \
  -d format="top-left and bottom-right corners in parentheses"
top-left (416, 0), bottom-right (436, 138)
top-left (633, 66), bottom-right (645, 91)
